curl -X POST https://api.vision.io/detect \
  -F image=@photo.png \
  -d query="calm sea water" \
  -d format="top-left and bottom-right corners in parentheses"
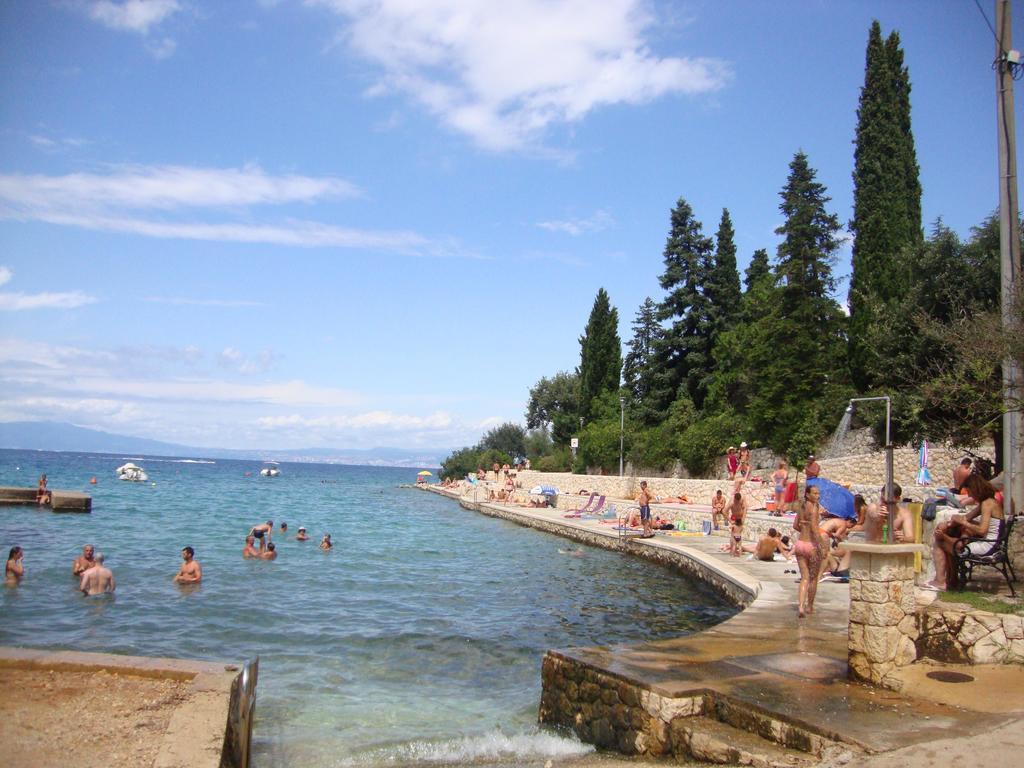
top-left (0, 449), bottom-right (736, 767)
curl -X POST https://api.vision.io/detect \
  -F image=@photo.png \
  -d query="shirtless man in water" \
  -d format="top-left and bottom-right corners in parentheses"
top-left (242, 535), bottom-right (260, 559)
top-left (79, 553), bottom-right (115, 595)
top-left (173, 546), bottom-right (202, 584)
top-left (71, 544), bottom-right (95, 577)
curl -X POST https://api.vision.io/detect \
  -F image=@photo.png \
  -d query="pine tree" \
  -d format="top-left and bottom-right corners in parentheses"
top-left (705, 208), bottom-right (743, 344)
top-left (577, 288), bottom-right (622, 422)
top-left (848, 21), bottom-right (922, 389)
top-left (743, 248), bottom-right (771, 293)
top-left (623, 297), bottom-right (662, 402)
top-left (653, 198), bottom-right (714, 415)
top-left (745, 152), bottom-right (848, 454)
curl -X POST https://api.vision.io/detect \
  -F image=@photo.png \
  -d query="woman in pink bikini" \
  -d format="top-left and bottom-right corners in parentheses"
top-left (793, 485), bottom-right (826, 618)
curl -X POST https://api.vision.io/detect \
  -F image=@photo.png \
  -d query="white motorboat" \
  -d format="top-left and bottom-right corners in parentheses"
top-left (259, 462), bottom-right (281, 477)
top-left (116, 462), bottom-right (149, 482)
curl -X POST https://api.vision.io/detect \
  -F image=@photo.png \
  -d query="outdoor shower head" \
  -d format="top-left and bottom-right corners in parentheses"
top-left (845, 404), bottom-right (853, 414)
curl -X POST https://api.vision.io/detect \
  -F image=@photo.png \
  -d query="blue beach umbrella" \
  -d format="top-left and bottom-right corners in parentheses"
top-left (806, 477), bottom-right (856, 520)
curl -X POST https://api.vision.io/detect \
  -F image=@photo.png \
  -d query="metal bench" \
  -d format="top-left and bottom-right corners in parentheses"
top-left (955, 515), bottom-right (1018, 596)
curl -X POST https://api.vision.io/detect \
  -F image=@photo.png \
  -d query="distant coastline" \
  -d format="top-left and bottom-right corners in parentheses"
top-left (0, 421), bottom-right (442, 469)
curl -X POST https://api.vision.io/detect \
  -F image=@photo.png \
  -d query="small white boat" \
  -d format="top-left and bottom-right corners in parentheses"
top-left (116, 462), bottom-right (149, 482)
top-left (259, 462), bottom-right (281, 477)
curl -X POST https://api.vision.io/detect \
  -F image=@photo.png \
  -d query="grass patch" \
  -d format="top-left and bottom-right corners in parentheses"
top-left (938, 590), bottom-right (1024, 615)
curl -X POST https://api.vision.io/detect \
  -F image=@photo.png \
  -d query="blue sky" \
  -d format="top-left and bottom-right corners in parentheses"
top-left (0, 0), bottom-right (1020, 452)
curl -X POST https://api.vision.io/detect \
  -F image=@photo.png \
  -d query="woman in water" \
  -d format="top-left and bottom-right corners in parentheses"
top-left (793, 485), bottom-right (826, 618)
top-left (6, 546), bottom-right (24, 584)
top-left (320, 534), bottom-right (333, 551)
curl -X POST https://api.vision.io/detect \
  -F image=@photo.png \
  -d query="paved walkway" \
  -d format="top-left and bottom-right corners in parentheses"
top-left (424, 485), bottom-right (1024, 762)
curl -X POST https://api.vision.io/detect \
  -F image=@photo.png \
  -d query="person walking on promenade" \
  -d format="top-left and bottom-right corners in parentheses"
top-left (173, 546), bottom-right (202, 584)
top-left (638, 481), bottom-right (654, 538)
top-left (6, 546), bottom-right (24, 585)
top-left (71, 544), bottom-right (95, 577)
top-left (771, 461), bottom-right (788, 515)
top-left (710, 489), bottom-right (727, 530)
top-left (725, 447), bottom-right (738, 480)
top-left (793, 485), bottom-right (826, 618)
top-left (79, 553), bottom-right (115, 595)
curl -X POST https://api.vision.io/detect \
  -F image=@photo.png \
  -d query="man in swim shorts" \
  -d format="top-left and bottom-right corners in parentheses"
top-left (79, 553), bottom-right (115, 595)
top-left (249, 521), bottom-right (273, 551)
top-left (173, 546), bottom-right (202, 584)
top-left (638, 481), bottom-right (653, 538)
top-left (711, 489), bottom-right (727, 529)
top-left (72, 544), bottom-right (95, 577)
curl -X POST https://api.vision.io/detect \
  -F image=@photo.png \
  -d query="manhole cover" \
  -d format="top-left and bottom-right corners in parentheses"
top-left (926, 670), bottom-right (975, 683)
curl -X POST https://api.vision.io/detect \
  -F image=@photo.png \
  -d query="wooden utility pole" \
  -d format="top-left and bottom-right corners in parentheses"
top-left (995, 0), bottom-right (1023, 517)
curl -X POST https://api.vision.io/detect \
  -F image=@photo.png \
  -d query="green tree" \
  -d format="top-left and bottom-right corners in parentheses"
top-left (525, 371), bottom-right (579, 445)
top-left (652, 198), bottom-right (714, 416)
top-left (477, 422), bottom-right (527, 460)
top-left (745, 152), bottom-right (848, 453)
top-left (439, 447), bottom-right (481, 480)
top-left (706, 208), bottom-right (742, 338)
top-left (577, 287), bottom-right (622, 422)
top-left (848, 20), bottom-right (922, 389)
top-left (743, 248), bottom-right (771, 293)
top-left (623, 297), bottom-right (661, 402)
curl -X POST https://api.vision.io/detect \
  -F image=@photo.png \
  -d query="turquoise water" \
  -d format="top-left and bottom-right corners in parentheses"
top-left (0, 449), bottom-right (735, 767)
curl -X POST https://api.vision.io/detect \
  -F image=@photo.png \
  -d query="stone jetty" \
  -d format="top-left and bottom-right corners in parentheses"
top-left (0, 485), bottom-right (92, 513)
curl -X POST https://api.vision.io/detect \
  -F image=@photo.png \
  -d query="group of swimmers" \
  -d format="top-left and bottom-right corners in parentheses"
top-left (243, 520), bottom-right (333, 560)
top-left (5, 542), bottom-right (201, 594)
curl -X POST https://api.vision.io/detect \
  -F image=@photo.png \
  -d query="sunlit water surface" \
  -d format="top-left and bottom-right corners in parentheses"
top-left (0, 450), bottom-right (736, 767)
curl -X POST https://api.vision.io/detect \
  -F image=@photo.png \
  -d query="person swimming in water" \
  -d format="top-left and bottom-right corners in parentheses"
top-left (249, 521), bottom-right (273, 551)
top-left (6, 546), bottom-right (24, 585)
top-left (296, 527), bottom-right (310, 541)
top-left (320, 534), bottom-right (332, 551)
top-left (242, 535), bottom-right (260, 559)
top-left (79, 553), bottom-right (115, 595)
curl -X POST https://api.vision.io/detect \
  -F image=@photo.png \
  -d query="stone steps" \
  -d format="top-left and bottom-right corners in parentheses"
top-left (672, 716), bottom-right (817, 767)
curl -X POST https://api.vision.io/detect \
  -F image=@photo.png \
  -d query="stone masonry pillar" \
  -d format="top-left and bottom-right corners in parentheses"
top-left (844, 543), bottom-right (925, 689)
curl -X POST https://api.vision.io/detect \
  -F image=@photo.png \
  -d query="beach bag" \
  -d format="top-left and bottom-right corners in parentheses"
top-left (922, 498), bottom-right (938, 522)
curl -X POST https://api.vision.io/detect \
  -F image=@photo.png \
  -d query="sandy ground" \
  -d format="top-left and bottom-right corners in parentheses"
top-left (0, 667), bottom-right (190, 768)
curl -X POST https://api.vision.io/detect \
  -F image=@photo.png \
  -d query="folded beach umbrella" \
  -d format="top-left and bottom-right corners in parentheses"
top-left (539, 486), bottom-right (559, 496)
top-left (529, 485), bottom-right (543, 495)
top-left (916, 441), bottom-right (933, 486)
top-left (806, 477), bottom-right (856, 520)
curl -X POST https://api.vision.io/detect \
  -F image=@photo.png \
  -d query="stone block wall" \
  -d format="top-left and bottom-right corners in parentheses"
top-left (913, 607), bottom-right (1024, 665)
top-left (847, 549), bottom-right (919, 688)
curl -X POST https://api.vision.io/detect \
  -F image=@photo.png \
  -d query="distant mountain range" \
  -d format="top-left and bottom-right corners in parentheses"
top-left (0, 421), bottom-right (443, 468)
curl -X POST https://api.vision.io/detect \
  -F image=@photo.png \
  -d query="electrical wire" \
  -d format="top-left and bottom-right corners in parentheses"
top-left (975, 0), bottom-right (1003, 52)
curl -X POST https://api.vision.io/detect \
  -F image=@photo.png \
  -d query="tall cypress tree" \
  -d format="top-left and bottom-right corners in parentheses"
top-left (577, 287), bottom-right (622, 422)
top-left (653, 198), bottom-right (714, 414)
top-left (848, 21), bottom-right (922, 389)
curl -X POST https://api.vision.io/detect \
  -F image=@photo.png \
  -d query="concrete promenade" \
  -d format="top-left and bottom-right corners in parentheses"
top-left (422, 483), bottom-right (1024, 766)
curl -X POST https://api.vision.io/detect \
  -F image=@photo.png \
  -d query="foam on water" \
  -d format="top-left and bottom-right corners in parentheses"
top-left (343, 729), bottom-right (595, 767)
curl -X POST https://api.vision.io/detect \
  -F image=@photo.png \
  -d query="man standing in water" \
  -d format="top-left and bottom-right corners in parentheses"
top-left (173, 546), bottom-right (202, 584)
top-left (71, 544), bottom-right (95, 577)
top-left (79, 553), bottom-right (115, 595)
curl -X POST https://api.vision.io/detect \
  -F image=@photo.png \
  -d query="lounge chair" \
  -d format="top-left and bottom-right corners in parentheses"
top-left (564, 492), bottom-right (597, 517)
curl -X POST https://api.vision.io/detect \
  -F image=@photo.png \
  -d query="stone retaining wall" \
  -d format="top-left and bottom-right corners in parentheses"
top-left (909, 606), bottom-right (1024, 666)
top-left (539, 653), bottom-right (836, 759)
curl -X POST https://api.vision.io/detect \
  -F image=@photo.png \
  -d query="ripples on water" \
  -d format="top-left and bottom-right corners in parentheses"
top-left (0, 450), bottom-right (736, 767)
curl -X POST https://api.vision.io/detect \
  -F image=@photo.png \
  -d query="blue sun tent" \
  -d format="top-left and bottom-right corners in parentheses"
top-left (806, 477), bottom-right (856, 520)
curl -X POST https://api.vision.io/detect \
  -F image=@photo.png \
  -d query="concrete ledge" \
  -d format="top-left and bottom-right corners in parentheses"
top-left (0, 647), bottom-right (252, 768)
top-left (0, 486), bottom-right (92, 513)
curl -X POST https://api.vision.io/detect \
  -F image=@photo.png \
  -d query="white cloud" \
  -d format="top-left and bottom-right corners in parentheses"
top-left (88, 0), bottom-right (181, 34)
top-left (310, 0), bottom-right (730, 151)
top-left (146, 36), bottom-right (177, 59)
top-left (0, 164), bottom-right (360, 212)
top-left (256, 410), bottom-right (453, 431)
top-left (0, 266), bottom-right (98, 311)
top-left (537, 209), bottom-right (614, 236)
top-left (0, 165), bottom-right (464, 256)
